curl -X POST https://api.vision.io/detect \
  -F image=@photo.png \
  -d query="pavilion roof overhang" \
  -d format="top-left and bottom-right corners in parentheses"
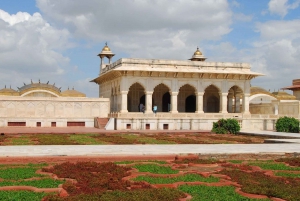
top-left (91, 68), bottom-right (263, 84)
top-left (281, 85), bottom-right (300, 90)
top-left (90, 58), bottom-right (264, 84)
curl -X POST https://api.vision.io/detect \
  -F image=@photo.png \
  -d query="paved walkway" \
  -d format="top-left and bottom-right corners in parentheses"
top-left (0, 127), bottom-right (300, 157)
top-left (0, 144), bottom-right (300, 157)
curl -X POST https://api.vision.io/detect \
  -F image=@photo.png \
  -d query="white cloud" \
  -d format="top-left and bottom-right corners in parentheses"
top-left (203, 18), bottom-right (300, 93)
top-left (0, 9), bottom-right (75, 93)
top-left (250, 19), bottom-right (300, 90)
top-left (233, 13), bottom-right (253, 22)
top-left (37, 0), bottom-right (233, 59)
top-left (268, 0), bottom-right (300, 17)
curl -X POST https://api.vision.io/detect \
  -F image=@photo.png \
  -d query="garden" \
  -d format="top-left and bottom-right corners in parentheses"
top-left (0, 132), bottom-right (268, 145)
top-left (1, 157), bottom-right (300, 200)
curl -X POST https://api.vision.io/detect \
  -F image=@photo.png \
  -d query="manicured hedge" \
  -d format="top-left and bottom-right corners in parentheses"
top-left (211, 118), bottom-right (240, 134)
top-left (275, 116), bottom-right (299, 133)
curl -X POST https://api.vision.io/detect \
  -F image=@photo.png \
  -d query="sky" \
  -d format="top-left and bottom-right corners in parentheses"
top-left (0, 0), bottom-right (300, 97)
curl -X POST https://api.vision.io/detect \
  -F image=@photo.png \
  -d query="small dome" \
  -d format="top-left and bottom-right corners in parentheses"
top-left (194, 47), bottom-right (202, 55)
top-left (102, 45), bottom-right (111, 51)
top-left (189, 47), bottom-right (206, 61)
top-left (0, 87), bottom-right (19, 96)
top-left (98, 42), bottom-right (115, 58)
top-left (61, 88), bottom-right (86, 97)
top-left (272, 91), bottom-right (296, 100)
top-left (250, 86), bottom-right (274, 96)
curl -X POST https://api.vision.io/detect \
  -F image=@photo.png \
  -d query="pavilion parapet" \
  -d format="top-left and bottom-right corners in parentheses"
top-left (101, 58), bottom-right (252, 73)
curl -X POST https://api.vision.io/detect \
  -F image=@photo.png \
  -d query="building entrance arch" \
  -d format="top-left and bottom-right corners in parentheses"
top-left (153, 83), bottom-right (170, 112)
top-left (127, 83), bottom-right (145, 112)
top-left (185, 95), bottom-right (196, 112)
top-left (204, 85), bottom-right (220, 113)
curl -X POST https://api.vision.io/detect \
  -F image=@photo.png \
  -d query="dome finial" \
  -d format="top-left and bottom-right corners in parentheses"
top-left (189, 46), bottom-right (206, 61)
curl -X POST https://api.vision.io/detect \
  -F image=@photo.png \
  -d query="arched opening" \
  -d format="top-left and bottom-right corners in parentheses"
top-left (127, 83), bottom-right (145, 112)
top-left (139, 95), bottom-right (145, 112)
top-left (185, 95), bottom-right (196, 112)
top-left (204, 85), bottom-right (220, 113)
top-left (178, 84), bottom-right (196, 113)
top-left (162, 92), bottom-right (170, 112)
top-left (153, 83), bottom-right (170, 112)
top-left (228, 85), bottom-right (243, 113)
top-left (206, 96), bottom-right (219, 112)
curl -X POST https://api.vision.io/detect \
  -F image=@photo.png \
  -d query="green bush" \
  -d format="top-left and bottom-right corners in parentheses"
top-left (275, 116), bottom-right (299, 133)
top-left (211, 118), bottom-right (240, 134)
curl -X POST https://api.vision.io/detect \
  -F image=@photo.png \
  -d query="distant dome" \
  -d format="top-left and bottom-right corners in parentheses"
top-left (18, 80), bottom-right (61, 97)
top-left (189, 47), bottom-right (206, 61)
top-left (272, 91), bottom-right (296, 100)
top-left (0, 87), bottom-right (19, 96)
top-left (102, 45), bottom-right (111, 51)
top-left (98, 42), bottom-right (115, 59)
top-left (193, 47), bottom-right (202, 55)
top-left (61, 88), bottom-right (86, 97)
top-left (250, 86), bottom-right (274, 97)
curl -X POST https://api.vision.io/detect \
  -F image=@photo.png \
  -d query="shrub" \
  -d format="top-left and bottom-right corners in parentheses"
top-left (275, 116), bottom-right (300, 133)
top-left (211, 118), bottom-right (240, 134)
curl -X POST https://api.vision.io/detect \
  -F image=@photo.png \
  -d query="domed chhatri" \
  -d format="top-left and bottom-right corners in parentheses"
top-left (61, 87), bottom-right (86, 97)
top-left (194, 47), bottom-right (202, 55)
top-left (98, 42), bottom-right (115, 74)
top-left (102, 44), bottom-right (111, 52)
top-left (189, 47), bottom-right (206, 61)
top-left (0, 86), bottom-right (19, 96)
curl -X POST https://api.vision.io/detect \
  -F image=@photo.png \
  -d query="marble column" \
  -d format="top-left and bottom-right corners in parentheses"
top-left (219, 92), bottom-right (228, 113)
top-left (170, 92), bottom-right (178, 113)
top-left (228, 94), bottom-right (233, 113)
top-left (242, 93), bottom-right (250, 114)
top-left (195, 92), bottom-right (204, 113)
top-left (120, 91), bottom-right (128, 113)
top-left (114, 94), bottom-right (118, 112)
top-left (235, 93), bottom-right (241, 113)
top-left (145, 91), bottom-right (153, 114)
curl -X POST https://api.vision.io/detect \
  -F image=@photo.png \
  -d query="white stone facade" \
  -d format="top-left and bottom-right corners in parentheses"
top-left (0, 96), bottom-right (109, 127)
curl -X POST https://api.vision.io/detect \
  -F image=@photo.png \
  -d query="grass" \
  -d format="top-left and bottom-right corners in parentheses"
top-left (133, 173), bottom-right (220, 184)
top-left (69, 134), bottom-right (106, 145)
top-left (178, 185), bottom-right (270, 201)
top-left (34, 134), bottom-right (77, 145)
top-left (0, 167), bottom-right (45, 180)
top-left (0, 191), bottom-right (48, 201)
top-left (45, 188), bottom-right (186, 201)
top-left (275, 171), bottom-right (300, 178)
top-left (2, 135), bottom-right (33, 145)
top-left (0, 163), bottom-right (48, 168)
top-left (135, 136), bottom-right (176, 144)
top-left (247, 161), bottom-right (300, 171)
top-left (133, 164), bottom-right (179, 174)
top-left (115, 160), bottom-right (167, 164)
top-left (0, 178), bottom-right (64, 188)
top-left (0, 133), bottom-right (268, 145)
top-left (229, 160), bottom-right (243, 164)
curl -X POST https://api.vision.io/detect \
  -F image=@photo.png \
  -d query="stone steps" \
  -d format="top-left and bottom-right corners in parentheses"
top-left (94, 118), bottom-right (110, 129)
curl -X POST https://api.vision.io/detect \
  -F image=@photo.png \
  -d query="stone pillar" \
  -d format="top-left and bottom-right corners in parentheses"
top-left (272, 100), bottom-right (279, 115)
top-left (219, 92), bottom-right (228, 113)
top-left (195, 92), bottom-right (204, 113)
top-left (242, 93), bottom-right (250, 114)
top-left (114, 94), bottom-right (118, 112)
top-left (120, 91), bottom-right (128, 113)
top-left (99, 57), bottom-right (103, 75)
top-left (228, 94), bottom-right (233, 113)
top-left (170, 92), bottom-right (178, 113)
top-left (235, 93), bottom-right (241, 113)
top-left (145, 91), bottom-right (153, 114)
